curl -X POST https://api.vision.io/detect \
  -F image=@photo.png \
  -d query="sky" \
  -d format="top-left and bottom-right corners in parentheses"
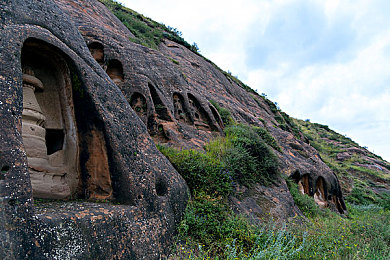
top-left (119, 0), bottom-right (390, 161)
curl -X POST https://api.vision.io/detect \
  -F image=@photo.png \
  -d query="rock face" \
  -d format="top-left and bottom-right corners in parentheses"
top-left (0, 0), bottom-right (189, 259)
top-left (0, 0), bottom-right (346, 258)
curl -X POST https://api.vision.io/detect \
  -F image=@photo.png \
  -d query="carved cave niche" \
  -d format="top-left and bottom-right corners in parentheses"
top-left (147, 83), bottom-right (172, 142)
top-left (187, 93), bottom-right (214, 131)
top-left (21, 39), bottom-right (80, 199)
top-left (21, 38), bottom-right (113, 201)
top-left (106, 59), bottom-right (124, 85)
top-left (149, 83), bottom-right (172, 121)
top-left (209, 104), bottom-right (224, 129)
top-left (297, 174), bottom-right (311, 196)
top-left (313, 177), bottom-right (328, 208)
top-left (130, 92), bottom-right (147, 123)
top-left (172, 92), bottom-right (190, 124)
top-left (88, 42), bottom-right (104, 66)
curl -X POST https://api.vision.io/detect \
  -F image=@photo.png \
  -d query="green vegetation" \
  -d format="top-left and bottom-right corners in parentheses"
top-left (159, 121), bottom-right (390, 259)
top-left (169, 57), bottom-right (180, 65)
top-left (157, 145), bottom-right (232, 196)
top-left (253, 127), bottom-right (282, 152)
top-left (295, 118), bottom-right (390, 206)
top-left (99, 0), bottom-right (198, 51)
top-left (158, 124), bottom-right (280, 192)
top-left (171, 183), bottom-right (390, 259)
top-left (286, 179), bottom-right (323, 218)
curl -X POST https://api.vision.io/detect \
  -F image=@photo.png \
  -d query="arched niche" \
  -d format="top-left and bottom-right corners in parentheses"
top-left (21, 38), bottom-right (113, 201)
top-left (130, 92), bottom-right (147, 123)
top-left (149, 83), bottom-right (172, 121)
top-left (106, 59), bottom-right (124, 85)
top-left (314, 177), bottom-right (328, 208)
top-left (297, 174), bottom-right (311, 196)
top-left (88, 42), bottom-right (104, 65)
top-left (21, 38), bottom-right (80, 199)
top-left (209, 104), bottom-right (224, 129)
top-left (187, 93), bottom-right (213, 130)
top-left (172, 92), bottom-right (190, 123)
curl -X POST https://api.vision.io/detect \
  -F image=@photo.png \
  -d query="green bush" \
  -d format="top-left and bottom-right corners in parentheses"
top-left (99, 0), bottom-right (196, 52)
top-left (225, 125), bottom-right (280, 185)
top-left (286, 179), bottom-right (321, 217)
top-left (157, 145), bottom-right (232, 196)
top-left (178, 193), bottom-right (255, 252)
top-left (253, 127), bottom-right (282, 152)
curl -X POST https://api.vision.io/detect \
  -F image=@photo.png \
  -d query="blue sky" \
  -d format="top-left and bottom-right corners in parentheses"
top-left (120, 0), bottom-right (390, 161)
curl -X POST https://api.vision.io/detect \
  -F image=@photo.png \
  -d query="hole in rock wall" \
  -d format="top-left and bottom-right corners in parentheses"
top-left (172, 93), bottom-right (190, 123)
top-left (314, 177), bottom-right (328, 208)
top-left (106, 59), bottom-right (124, 85)
top-left (130, 92), bottom-right (147, 123)
top-left (187, 93), bottom-right (213, 131)
top-left (88, 42), bottom-right (104, 65)
top-left (297, 174), bottom-right (311, 195)
top-left (155, 177), bottom-right (168, 197)
top-left (21, 39), bottom-right (80, 199)
top-left (209, 104), bottom-right (223, 129)
top-left (149, 83), bottom-right (172, 121)
top-left (46, 129), bottom-right (65, 155)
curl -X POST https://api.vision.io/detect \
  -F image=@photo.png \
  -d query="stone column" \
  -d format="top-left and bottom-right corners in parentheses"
top-left (22, 67), bottom-right (47, 161)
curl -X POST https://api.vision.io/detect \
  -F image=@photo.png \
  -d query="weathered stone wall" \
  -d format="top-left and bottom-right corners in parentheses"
top-left (0, 0), bottom-right (189, 258)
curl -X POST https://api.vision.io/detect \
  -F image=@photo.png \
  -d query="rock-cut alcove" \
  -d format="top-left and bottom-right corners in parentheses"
top-left (88, 42), bottom-right (104, 66)
top-left (130, 92), bottom-right (148, 123)
top-left (314, 177), bottom-right (328, 208)
top-left (106, 59), bottom-right (124, 85)
top-left (172, 92), bottom-right (190, 124)
top-left (187, 93), bottom-right (214, 131)
top-left (209, 104), bottom-right (224, 129)
top-left (21, 39), bottom-right (80, 199)
top-left (21, 38), bottom-right (113, 201)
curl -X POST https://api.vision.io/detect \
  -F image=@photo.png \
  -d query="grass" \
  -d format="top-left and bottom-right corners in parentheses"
top-left (99, 0), bottom-right (197, 51)
top-left (158, 124), bottom-right (280, 193)
top-left (294, 118), bottom-right (390, 206)
top-left (172, 200), bottom-right (390, 259)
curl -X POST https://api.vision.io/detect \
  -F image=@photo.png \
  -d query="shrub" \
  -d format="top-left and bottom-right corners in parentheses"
top-left (178, 193), bottom-right (255, 252)
top-left (253, 127), bottom-right (282, 152)
top-left (157, 145), bottom-right (232, 196)
top-left (225, 125), bottom-right (280, 185)
top-left (286, 179), bottom-right (321, 217)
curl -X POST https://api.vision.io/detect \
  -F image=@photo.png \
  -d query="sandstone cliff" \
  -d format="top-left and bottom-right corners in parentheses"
top-left (0, 0), bottom-right (388, 259)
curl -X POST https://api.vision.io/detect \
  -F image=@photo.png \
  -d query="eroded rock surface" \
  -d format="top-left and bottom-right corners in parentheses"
top-left (0, 0), bottom-right (349, 258)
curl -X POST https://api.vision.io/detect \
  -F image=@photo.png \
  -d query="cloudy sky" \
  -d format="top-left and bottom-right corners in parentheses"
top-left (120, 0), bottom-right (390, 161)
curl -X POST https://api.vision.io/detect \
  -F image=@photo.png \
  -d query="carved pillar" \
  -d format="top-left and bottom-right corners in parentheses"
top-left (22, 67), bottom-right (47, 161)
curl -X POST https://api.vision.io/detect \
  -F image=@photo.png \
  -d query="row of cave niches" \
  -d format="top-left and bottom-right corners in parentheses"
top-left (292, 172), bottom-right (346, 213)
top-left (15, 38), bottom-right (169, 204)
top-left (131, 88), bottom-right (224, 142)
top-left (88, 41), bottom-right (224, 142)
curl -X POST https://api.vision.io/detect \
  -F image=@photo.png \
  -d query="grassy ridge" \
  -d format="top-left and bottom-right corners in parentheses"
top-left (295, 119), bottom-right (390, 206)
